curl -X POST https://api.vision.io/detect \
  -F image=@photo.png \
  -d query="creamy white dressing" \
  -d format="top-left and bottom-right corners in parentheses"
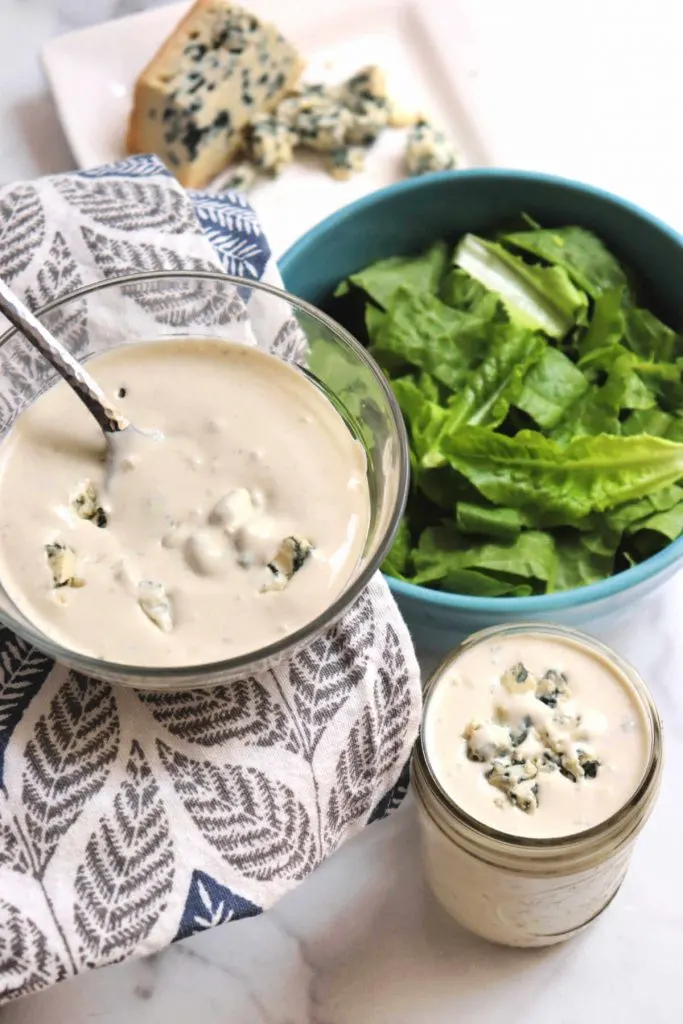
top-left (425, 632), bottom-right (649, 839)
top-left (0, 339), bottom-right (370, 667)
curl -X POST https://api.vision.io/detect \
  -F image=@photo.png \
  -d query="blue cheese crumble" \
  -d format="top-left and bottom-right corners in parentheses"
top-left (70, 479), bottom-right (108, 529)
top-left (262, 536), bottom-right (314, 592)
top-left (138, 580), bottom-right (173, 633)
top-left (230, 64), bottom-right (457, 187)
top-left (405, 119), bottom-right (459, 175)
top-left (325, 146), bottom-right (366, 180)
top-left (45, 542), bottom-right (84, 589)
top-left (248, 114), bottom-right (297, 174)
top-left (464, 662), bottom-right (602, 814)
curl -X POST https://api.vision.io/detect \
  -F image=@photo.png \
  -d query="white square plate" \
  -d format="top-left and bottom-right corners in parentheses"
top-left (41, 0), bottom-right (493, 256)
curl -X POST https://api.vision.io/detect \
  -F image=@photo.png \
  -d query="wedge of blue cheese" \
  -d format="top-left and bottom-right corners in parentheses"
top-left (127, 0), bottom-right (303, 188)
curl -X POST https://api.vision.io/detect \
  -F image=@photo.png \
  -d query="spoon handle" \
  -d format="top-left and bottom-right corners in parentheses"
top-left (0, 278), bottom-right (129, 434)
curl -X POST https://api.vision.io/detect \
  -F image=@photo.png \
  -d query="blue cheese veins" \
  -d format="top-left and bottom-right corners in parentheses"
top-left (463, 662), bottom-right (603, 815)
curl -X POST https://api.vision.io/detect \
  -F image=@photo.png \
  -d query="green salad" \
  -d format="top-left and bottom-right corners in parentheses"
top-left (331, 218), bottom-right (683, 596)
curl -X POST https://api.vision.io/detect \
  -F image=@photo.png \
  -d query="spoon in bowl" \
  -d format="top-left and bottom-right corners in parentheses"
top-left (0, 279), bottom-right (163, 472)
top-left (0, 277), bottom-right (130, 435)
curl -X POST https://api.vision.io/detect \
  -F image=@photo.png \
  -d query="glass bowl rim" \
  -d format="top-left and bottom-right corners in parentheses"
top-left (0, 269), bottom-right (410, 680)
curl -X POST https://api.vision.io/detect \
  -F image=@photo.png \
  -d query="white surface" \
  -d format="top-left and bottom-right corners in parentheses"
top-left (1, 0), bottom-right (683, 1021)
top-left (41, 0), bottom-right (490, 256)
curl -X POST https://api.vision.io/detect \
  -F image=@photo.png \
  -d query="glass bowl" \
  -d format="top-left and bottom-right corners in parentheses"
top-left (0, 271), bottom-right (409, 689)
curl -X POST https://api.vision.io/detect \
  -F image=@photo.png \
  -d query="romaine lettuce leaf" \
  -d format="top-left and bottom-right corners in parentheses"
top-left (605, 484), bottom-right (683, 533)
top-left (441, 324), bottom-right (546, 434)
top-left (370, 287), bottom-right (486, 390)
top-left (552, 527), bottom-right (619, 590)
top-left (500, 225), bottom-right (628, 298)
top-left (391, 375), bottom-right (450, 465)
top-left (454, 234), bottom-right (588, 338)
top-left (622, 408), bottom-right (683, 441)
top-left (441, 428), bottom-right (683, 522)
top-left (577, 287), bottom-right (626, 362)
top-left (629, 501), bottom-right (683, 541)
top-left (440, 267), bottom-right (506, 321)
top-left (516, 347), bottom-right (589, 429)
top-left (412, 524), bottom-right (556, 590)
top-left (624, 306), bottom-right (681, 362)
top-left (455, 502), bottom-right (528, 540)
top-left (335, 241), bottom-right (449, 309)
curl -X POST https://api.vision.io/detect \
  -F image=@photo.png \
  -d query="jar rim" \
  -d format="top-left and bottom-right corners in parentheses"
top-left (416, 622), bottom-right (663, 858)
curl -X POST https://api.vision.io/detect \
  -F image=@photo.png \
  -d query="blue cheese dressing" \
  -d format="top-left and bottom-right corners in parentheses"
top-left (0, 339), bottom-right (370, 667)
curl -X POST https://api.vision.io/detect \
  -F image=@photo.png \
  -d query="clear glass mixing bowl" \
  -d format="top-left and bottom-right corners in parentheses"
top-left (0, 271), bottom-right (409, 689)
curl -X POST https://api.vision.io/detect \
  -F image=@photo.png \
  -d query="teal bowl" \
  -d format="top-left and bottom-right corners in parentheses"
top-left (280, 169), bottom-right (683, 654)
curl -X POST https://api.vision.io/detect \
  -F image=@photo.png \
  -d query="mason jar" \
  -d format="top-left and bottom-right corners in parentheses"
top-left (413, 623), bottom-right (663, 947)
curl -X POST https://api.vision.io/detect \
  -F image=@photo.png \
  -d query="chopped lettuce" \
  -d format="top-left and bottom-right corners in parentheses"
top-left (335, 241), bottom-right (449, 309)
top-left (332, 224), bottom-right (683, 595)
top-left (516, 347), bottom-right (589, 430)
top-left (369, 287), bottom-right (486, 390)
top-left (441, 429), bottom-right (683, 523)
top-left (500, 225), bottom-right (628, 298)
top-left (454, 234), bottom-right (588, 338)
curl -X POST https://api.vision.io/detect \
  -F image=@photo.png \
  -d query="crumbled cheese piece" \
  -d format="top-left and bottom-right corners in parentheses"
top-left (210, 488), bottom-right (259, 532)
top-left (45, 542), bottom-right (84, 589)
top-left (70, 479), bottom-right (108, 528)
top-left (325, 146), bottom-right (366, 180)
top-left (487, 759), bottom-right (540, 813)
top-left (184, 528), bottom-right (227, 577)
top-left (293, 98), bottom-right (353, 151)
top-left (574, 709), bottom-right (608, 741)
top-left (339, 65), bottom-right (388, 111)
top-left (261, 535), bottom-right (313, 592)
top-left (346, 105), bottom-right (389, 146)
top-left (557, 748), bottom-right (600, 783)
top-left (126, 0), bottom-right (303, 187)
top-left (509, 714), bottom-right (532, 747)
top-left (501, 662), bottom-right (537, 694)
top-left (464, 721), bottom-right (511, 762)
top-left (275, 82), bottom-right (336, 126)
top-left (552, 700), bottom-right (581, 729)
top-left (537, 668), bottom-right (568, 708)
top-left (138, 580), bottom-right (173, 633)
top-left (248, 114), bottom-right (297, 174)
top-left (510, 778), bottom-right (540, 813)
top-left (405, 119), bottom-right (459, 175)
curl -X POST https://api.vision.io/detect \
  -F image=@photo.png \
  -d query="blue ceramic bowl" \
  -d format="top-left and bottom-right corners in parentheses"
top-left (280, 170), bottom-right (683, 653)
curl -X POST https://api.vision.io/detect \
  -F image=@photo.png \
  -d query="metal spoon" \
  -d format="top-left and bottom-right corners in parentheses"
top-left (0, 277), bottom-right (129, 435)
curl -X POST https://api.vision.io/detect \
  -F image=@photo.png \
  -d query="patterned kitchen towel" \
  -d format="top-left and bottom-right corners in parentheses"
top-left (0, 155), bottom-right (421, 1003)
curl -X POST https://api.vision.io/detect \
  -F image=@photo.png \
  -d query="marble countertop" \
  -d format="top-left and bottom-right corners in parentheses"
top-left (1, 1), bottom-right (682, 1021)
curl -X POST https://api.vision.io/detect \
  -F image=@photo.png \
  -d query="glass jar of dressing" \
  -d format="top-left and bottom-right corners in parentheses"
top-left (413, 623), bottom-right (663, 947)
